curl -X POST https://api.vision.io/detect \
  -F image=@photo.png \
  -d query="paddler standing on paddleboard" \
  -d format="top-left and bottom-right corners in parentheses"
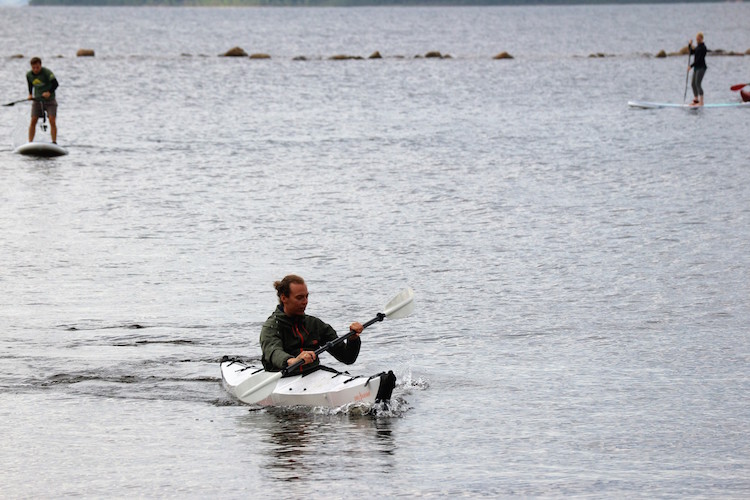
top-left (688, 33), bottom-right (707, 107)
top-left (26, 57), bottom-right (59, 143)
top-left (260, 275), bottom-right (364, 374)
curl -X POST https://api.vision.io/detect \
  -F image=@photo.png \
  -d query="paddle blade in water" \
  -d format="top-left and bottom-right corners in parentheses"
top-left (730, 83), bottom-right (749, 91)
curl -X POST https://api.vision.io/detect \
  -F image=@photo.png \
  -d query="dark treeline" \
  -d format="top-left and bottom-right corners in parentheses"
top-left (28, 0), bottom-right (724, 6)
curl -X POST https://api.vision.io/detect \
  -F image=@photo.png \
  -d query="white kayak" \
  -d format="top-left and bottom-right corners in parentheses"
top-left (220, 357), bottom-right (397, 408)
top-left (628, 100), bottom-right (750, 110)
top-left (14, 141), bottom-right (68, 157)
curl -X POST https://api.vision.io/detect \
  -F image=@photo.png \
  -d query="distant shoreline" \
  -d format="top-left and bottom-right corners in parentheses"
top-left (27, 0), bottom-right (726, 7)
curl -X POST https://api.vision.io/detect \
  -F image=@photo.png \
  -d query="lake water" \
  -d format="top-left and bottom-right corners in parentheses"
top-left (1, 3), bottom-right (749, 498)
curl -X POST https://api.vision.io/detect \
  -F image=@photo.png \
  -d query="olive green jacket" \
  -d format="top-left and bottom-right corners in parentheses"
top-left (259, 305), bottom-right (361, 374)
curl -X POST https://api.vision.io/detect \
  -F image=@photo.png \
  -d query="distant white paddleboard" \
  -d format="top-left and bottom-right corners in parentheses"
top-left (628, 100), bottom-right (750, 110)
top-left (14, 141), bottom-right (68, 157)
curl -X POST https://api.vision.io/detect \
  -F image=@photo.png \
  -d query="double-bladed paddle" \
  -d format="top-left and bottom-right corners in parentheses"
top-left (730, 83), bottom-right (749, 91)
top-left (234, 287), bottom-right (415, 405)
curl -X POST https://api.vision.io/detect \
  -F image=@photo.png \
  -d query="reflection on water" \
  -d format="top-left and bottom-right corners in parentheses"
top-left (237, 408), bottom-right (396, 483)
top-left (265, 410), bottom-right (316, 482)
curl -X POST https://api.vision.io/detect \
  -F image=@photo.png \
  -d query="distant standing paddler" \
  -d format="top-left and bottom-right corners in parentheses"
top-left (688, 33), bottom-right (707, 107)
top-left (26, 56), bottom-right (59, 143)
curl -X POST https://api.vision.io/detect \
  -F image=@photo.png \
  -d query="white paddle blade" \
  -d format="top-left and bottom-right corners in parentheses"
top-left (234, 371), bottom-right (282, 404)
top-left (383, 287), bottom-right (415, 319)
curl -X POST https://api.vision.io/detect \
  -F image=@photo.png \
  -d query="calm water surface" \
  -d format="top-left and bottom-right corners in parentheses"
top-left (1, 4), bottom-right (749, 498)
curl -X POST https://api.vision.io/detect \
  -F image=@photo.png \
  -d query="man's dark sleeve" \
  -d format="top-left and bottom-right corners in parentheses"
top-left (315, 317), bottom-right (361, 365)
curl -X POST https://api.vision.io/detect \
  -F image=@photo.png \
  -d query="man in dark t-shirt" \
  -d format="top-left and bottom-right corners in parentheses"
top-left (26, 56), bottom-right (59, 143)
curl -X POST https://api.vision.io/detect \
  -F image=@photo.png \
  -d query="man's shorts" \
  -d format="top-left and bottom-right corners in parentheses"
top-left (31, 99), bottom-right (57, 118)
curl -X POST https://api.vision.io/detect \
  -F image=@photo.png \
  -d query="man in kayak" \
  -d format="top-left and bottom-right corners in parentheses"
top-left (26, 57), bottom-right (59, 143)
top-left (688, 33), bottom-right (707, 107)
top-left (260, 275), bottom-right (363, 374)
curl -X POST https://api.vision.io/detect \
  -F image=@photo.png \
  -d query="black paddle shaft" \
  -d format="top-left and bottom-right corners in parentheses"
top-left (3, 97), bottom-right (40, 107)
top-left (684, 50), bottom-right (692, 102)
top-left (282, 312), bottom-right (385, 375)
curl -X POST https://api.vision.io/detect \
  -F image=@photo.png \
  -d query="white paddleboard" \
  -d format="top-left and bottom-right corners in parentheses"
top-left (628, 100), bottom-right (750, 110)
top-left (14, 141), bottom-right (68, 157)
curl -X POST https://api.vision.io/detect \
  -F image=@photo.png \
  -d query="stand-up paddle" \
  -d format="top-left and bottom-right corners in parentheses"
top-left (730, 83), bottom-right (749, 91)
top-left (235, 287), bottom-right (415, 405)
top-left (3, 98), bottom-right (30, 107)
top-left (39, 101), bottom-right (48, 133)
top-left (683, 49), bottom-right (692, 103)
